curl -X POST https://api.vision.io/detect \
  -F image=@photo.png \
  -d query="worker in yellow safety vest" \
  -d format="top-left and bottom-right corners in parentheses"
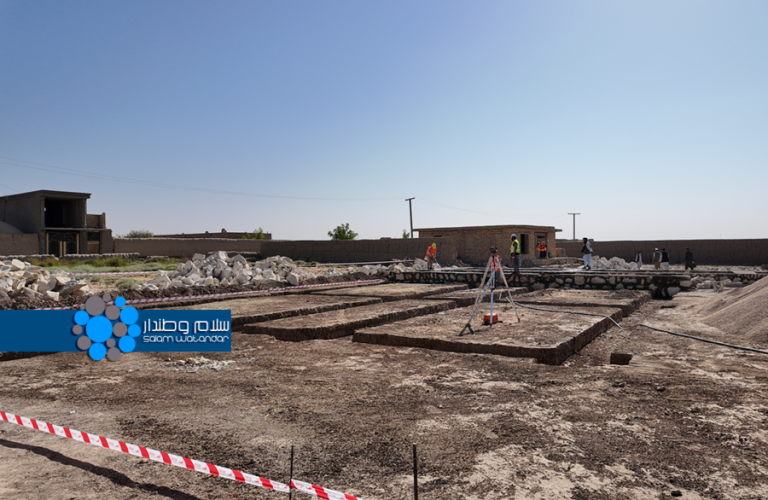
top-left (425, 243), bottom-right (437, 269)
top-left (510, 234), bottom-right (521, 284)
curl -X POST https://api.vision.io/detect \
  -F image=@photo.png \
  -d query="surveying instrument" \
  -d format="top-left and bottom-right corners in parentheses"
top-left (458, 246), bottom-right (520, 336)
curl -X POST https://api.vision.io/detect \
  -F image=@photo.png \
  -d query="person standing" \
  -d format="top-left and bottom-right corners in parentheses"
top-left (537, 240), bottom-right (548, 259)
top-left (634, 251), bottom-right (643, 268)
top-left (425, 243), bottom-right (437, 270)
top-left (490, 247), bottom-right (502, 289)
top-left (581, 237), bottom-right (593, 270)
top-left (510, 234), bottom-right (521, 283)
top-left (685, 248), bottom-right (695, 270)
top-left (652, 248), bottom-right (662, 270)
top-left (661, 248), bottom-right (670, 271)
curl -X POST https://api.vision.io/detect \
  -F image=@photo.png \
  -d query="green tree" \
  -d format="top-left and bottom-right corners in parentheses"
top-left (123, 230), bottom-right (153, 238)
top-left (328, 223), bottom-right (358, 240)
top-left (402, 229), bottom-right (410, 238)
top-left (243, 227), bottom-right (265, 240)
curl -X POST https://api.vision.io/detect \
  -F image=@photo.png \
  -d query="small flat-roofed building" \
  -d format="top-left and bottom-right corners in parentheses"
top-left (415, 224), bottom-right (561, 265)
top-left (0, 190), bottom-right (112, 256)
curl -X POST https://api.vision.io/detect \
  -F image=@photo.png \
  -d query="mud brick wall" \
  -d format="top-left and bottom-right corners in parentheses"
top-left (0, 234), bottom-right (39, 256)
top-left (260, 237), bottom-right (457, 263)
top-left (113, 237), bottom-right (458, 263)
top-left (114, 238), bottom-right (264, 257)
top-left (557, 239), bottom-right (768, 266)
top-left (156, 232), bottom-right (273, 240)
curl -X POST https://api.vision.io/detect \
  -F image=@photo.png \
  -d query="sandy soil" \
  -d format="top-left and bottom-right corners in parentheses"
top-left (310, 283), bottom-right (467, 301)
top-left (1, 289), bottom-right (767, 499)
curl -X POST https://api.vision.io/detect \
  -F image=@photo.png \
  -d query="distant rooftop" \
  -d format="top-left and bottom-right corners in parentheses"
top-left (415, 223), bottom-right (561, 232)
top-left (1, 189), bottom-right (91, 201)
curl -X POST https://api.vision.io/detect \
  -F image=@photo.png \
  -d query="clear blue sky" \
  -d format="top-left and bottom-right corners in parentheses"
top-left (1, 1), bottom-right (766, 241)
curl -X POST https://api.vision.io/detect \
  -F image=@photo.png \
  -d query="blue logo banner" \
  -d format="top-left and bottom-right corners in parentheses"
top-left (0, 299), bottom-right (231, 361)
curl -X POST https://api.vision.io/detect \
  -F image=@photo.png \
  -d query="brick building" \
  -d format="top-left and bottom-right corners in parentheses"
top-left (415, 224), bottom-right (561, 265)
top-left (0, 190), bottom-right (112, 256)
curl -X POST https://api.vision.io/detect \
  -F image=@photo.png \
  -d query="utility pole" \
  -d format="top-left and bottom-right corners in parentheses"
top-left (568, 213), bottom-right (580, 240)
top-left (406, 197), bottom-right (415, 238)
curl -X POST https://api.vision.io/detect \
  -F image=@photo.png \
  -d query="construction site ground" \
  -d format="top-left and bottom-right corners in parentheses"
top-left (1, 283), bottom-right (767, 499)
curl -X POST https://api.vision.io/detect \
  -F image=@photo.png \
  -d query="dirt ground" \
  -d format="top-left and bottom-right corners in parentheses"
top-left (1, 288), bottom-right (767, 499)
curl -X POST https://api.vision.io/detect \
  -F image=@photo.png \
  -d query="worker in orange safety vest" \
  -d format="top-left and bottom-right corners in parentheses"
top-left (425, 243), bottom-right (437, 269)
top-left (536, 241), bottom-right (547, 259)
top-left (490, 246), bottom-right (502, 288)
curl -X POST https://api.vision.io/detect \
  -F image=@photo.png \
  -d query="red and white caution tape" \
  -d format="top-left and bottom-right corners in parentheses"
top-left (300, 260), bottom-right (413, 267)
top-left (291, 479), bottom-right (366, 500)
top-left (71, 271), bottom-right (158, 276)
top-left (0, 411), bottom-right (289, 493)
top-left (35, 279), bottom-right (386, 311)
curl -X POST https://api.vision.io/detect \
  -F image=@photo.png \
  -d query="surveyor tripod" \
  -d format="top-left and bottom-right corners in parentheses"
top-left (458, 251), bottom-right (521, 336)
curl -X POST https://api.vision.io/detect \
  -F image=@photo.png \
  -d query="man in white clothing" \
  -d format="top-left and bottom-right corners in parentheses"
top-left (581, 238), bottom-right (593, 270)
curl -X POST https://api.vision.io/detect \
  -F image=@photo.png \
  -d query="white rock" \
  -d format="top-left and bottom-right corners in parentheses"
top-left (211, 251), bottom-right (228, 261)
top-left (232, 254), bottom-right (247, 265)
top-left (10, 259), bottom-right (26, 271)
top-left (287, 272), bottom-right (300, 286)
top-left (192, 253), bottom-right (206, 261)
top-left (21, 287), bottom-right (42, 299)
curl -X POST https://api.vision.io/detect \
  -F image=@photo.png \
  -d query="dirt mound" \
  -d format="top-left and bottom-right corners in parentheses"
top-left (695, 277), bottom-right (768, 346)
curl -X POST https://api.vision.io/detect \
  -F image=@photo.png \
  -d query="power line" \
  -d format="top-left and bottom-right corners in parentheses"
top-left (0, 182), bottom-right (18, 194)
top-left (418, 197), bottom-right (567, 220)
top-left (0, 157), bottom-right (402, 202)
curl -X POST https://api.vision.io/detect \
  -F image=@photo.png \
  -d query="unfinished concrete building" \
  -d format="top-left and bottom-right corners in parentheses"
top-left (0, 190), bottom-right (112, 256)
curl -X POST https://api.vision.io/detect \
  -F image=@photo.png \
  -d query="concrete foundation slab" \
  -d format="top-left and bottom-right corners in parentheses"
top-left (147, 295), bottom-right (382, 328)
top-left (514, 289), bottom-right (651, 317)
top-left (244, 300), bottom-right (457, 341)
top-left (353, 305), bottom-right (622, 365)
top-left (310, 283), bottom-right (467, 302)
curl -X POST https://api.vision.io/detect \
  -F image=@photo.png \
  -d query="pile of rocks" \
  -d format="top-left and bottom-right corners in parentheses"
top-left (0, 259), bottom-right (89, 302)
top-left (137, 252), bottom-right (319, 291)
top-left (584, 257), bottom-right (639, 271)
top-left (167, 356), bottom-right (235, 372)
top-left (386, 258), bottom-right (441, 274)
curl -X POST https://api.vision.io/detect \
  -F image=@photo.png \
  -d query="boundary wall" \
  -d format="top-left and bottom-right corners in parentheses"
top-left (260, 237), bottom-right (456, 263)
top-left (114, 237), bottom-right (458, 263)
top-left (557, 239), bottom-right (768, 266)
top-left (115, 238), bottom-right (263, 257)
top-left (0, 234), bottom-right (39, 256)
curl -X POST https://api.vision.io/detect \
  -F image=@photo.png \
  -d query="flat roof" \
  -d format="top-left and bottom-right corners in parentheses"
top-left (415, 224), bottom-right (561, 232)
top-left (1, 190), bottom-right (91, 201)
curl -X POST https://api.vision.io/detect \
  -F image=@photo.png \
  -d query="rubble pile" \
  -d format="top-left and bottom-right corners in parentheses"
top-left (387, 258), bottom-right (441, 275)
top-left (693, 267), bottom-right (758, 291)
top-left (583, 257), bottom-right (639, 271)
top-left (167, 356), bottom-right (235, 372)
top-left (137, 252), bottom-right (319, 291)
top-left (138, 252), bottom-right (397, 291)
top-left (0, 259), bottom-right (89, 303)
